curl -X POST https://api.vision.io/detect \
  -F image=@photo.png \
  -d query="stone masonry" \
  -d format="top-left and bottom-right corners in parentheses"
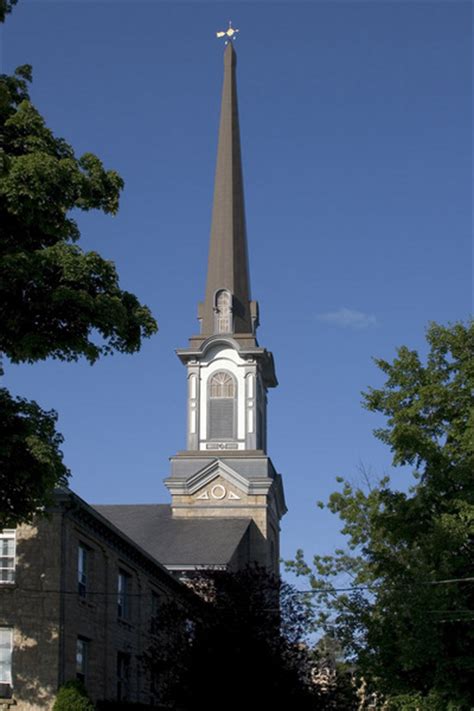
top-left (0, 490), bottom-right (191, 710)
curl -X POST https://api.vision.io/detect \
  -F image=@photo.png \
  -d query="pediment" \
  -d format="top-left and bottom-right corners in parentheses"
top-left (187, 460), bottom-right (250, 496)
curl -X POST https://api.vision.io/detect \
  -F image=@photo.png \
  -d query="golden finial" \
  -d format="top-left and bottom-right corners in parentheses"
top-left (216, 20), bottom-right (239, 45)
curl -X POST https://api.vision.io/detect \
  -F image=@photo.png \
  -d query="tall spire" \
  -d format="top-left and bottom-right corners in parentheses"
top-left (200, 41), bottom-right (254, 338)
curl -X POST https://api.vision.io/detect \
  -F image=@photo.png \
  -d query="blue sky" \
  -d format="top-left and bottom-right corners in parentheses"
top-left (1, 1), bottom-right (472, 572)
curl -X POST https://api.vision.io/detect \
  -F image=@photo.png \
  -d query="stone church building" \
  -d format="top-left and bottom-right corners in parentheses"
top-left (0, 42), bottom-right (286, 708)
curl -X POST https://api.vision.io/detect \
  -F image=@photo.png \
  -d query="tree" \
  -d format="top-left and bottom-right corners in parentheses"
top-left (287, 321), bottom-right (474, 709)
top-left (0, 10), bottom-right (157, 526)
top-left (141, 566), bottom-right (346, 710)
top-left (310, 635), bottom-right (358, 710)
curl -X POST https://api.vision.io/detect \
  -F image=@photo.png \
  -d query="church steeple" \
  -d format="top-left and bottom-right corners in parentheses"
top-left (166, 36), bottom-right (286, 575)
top-left (200, 42), bottom-right (257, 339)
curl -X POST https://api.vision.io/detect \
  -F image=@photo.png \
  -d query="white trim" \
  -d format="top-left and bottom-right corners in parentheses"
top-left (0, 627), bottom-right (13, 685)
top-left (186, 459), bottom-right (252, 495)
top-left (0, 530), bottom-right (15, 585)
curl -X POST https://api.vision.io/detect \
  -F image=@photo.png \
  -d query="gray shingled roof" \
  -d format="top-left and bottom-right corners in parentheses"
top-left (93, 504), bottom-right (251, 568)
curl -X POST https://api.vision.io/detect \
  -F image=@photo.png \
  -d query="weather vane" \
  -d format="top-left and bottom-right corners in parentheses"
top-left (216, 20), bottom-right (239, 45)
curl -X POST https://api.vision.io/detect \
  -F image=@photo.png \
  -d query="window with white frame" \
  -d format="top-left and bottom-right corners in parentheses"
top-left (0, 628), bottom-right (13, 698)
top-left (118, 570), bottom-right (131, 620)
top-left (0, 530), bottom-right (15, 584)
top-left (208, 371), bottom-right (236, 440)
top-left (76, 637), bottom-right (88, 684)
top-left (78, 544), bottom-right (88, 597)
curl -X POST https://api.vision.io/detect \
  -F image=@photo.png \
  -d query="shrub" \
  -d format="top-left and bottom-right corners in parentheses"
top-left (52, 680), bottom-right (95, 711)
top-left (96, 703), bottom-right (166, 710)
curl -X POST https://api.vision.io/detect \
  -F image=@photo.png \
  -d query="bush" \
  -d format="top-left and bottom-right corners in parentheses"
top-left (52, 680), bottom-right (95, 711)
top-left (96, 703), bottom-right (166, 710)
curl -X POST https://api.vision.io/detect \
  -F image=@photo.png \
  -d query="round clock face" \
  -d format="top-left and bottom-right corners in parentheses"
top-left (210, 484), bottom-right (226, 500)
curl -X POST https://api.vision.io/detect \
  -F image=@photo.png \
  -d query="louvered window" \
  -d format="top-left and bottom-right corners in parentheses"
top-left (208, 372), bottom-right (236, 440)
top-left (215, 290), bottom-right (232, 333)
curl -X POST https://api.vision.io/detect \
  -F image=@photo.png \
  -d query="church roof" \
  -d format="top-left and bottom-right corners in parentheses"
top-left (93, 503), bottom-right (252, 568)
top-left (200, 41), bottom-right (253, 338)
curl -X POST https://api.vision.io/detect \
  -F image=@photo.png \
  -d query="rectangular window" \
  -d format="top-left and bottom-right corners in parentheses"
top-left (117, 651), bottom-right (130, 701)
top-left (0, 531), bottom-right (15, 584)
top-left (0, 628), bottom-right (13, 699)
top-left (151, 591), bottom-right (160, 617)
top-left (76, 637), bottom-right (88, 684)
top-left (150, 591), bottom-right (160, 633)
top-left (78, 544), bottom-right (88, 598)
top-left (118, 570), bottom-right (131, 620)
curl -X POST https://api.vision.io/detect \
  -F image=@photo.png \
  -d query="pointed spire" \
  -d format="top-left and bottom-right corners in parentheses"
top-left (200, 42), bottom-right (255, 338)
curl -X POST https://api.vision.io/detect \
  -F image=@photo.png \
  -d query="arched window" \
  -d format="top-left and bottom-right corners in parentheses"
top-left (215, 290), bottom-right (232, 333)
top-left (208, 371), bottom-right (236, 440)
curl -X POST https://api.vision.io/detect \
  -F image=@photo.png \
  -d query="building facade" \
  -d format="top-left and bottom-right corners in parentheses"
top-left (0, 491), bottom-right (191, 709)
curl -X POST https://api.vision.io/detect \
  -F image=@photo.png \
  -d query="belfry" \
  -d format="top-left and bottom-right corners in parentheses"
top-left (96, 41), bottom-right (286, 576)
top-left (164, 41), bottom-right (286, 573)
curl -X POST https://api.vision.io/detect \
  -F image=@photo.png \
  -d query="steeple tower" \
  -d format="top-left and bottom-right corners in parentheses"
top-left (165, 40), bottom-right (286, 574)
top-left (201, 42), bottom-right (255, 338)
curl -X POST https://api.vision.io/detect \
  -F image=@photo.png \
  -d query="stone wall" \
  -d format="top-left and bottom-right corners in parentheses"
top-left (0, 493), bottom-right (191, 710)
top-left (0, 516), bottom-right (62, 710)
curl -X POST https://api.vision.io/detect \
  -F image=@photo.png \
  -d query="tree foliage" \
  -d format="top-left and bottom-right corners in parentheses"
top-left (142, 566), bottom-right (357, 710)
top-left (0, 6), bottom-right (158, 525)
top-left (0, 387), bottom-right (67, 527)
top-left (287, 321), bottom-right (474, 709)
top-left (0, 65), bottom-right (157, 365)
top-left (0, 0), bottom-right (17, 23)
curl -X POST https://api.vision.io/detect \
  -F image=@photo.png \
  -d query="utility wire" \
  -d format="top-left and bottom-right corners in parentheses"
top-left (292, 576), bottom-right (474, 595)
top-left (2, 575), bottom-right (474, 598)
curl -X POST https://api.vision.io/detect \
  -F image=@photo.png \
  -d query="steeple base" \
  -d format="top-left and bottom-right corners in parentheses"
top-left (164, 452), bottom-right (286, 574)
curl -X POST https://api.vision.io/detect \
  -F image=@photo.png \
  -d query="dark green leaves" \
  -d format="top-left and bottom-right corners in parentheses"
top-left (0, 0), bottom-right (18, 23)
top-left (363, 321), bottom-right (474, 478)
top-left (0, 58), bottom-right (157, 524)
top-left (1, 244), bottom-right (157, 363)
top-left (286, 321), bottom-right (474, 707)
top-left (0, 387), bottom-right (68, 528)
top-left (0, 66), bottom-right (156, 366)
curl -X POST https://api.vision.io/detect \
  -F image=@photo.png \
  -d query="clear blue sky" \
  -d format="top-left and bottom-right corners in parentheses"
top-left (1, 1), bottom-right (472, 571)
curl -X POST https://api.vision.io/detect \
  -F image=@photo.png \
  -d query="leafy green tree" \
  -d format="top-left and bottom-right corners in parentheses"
top-left (287, 321), bottom-right (474, 709)
top-left (0, 10), bottom-right (157, 526)
top-left (0, 388), bottom-right (66, 525)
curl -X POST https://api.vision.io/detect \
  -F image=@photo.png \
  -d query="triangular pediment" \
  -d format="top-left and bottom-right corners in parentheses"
top-left (187, 460), bottom-right (251, 496)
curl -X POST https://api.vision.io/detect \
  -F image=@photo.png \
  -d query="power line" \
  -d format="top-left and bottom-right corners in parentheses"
top-left (2, 575), bottom-right (474, 598)
top-left (292, 576), bottom-right (474, 595)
